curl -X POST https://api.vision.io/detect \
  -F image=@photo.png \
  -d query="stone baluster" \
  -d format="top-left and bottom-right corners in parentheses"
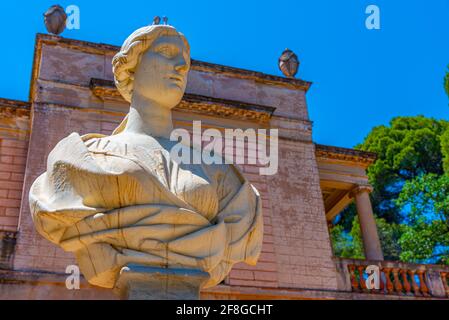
top-left (379, 270), bottom-right (385, 294)
top-left (408, 270), bottom-right (421, 296)
top-left (382, 268), bottom-right (394, 294)
top-left (357, 265), bottom-right (367, 291)
top-left (392, 268), bottom-right (403, 294)
top-left (348, 265), bottom-right (359, 292)
top-left (416, 270), bottom-right (430, 296)
top-left (441, 272), bottom-right (449, 297)
top-left (400, 269), bottom-right (411, 295)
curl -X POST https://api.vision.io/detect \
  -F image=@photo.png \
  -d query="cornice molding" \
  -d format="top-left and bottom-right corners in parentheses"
top-left (89, 78), bottom-right (276, 123)
top-left (349, 185), bottom-right (374, 198)
top-left (34, 33), bottom-right (312, 92)
top-left (315, 144), bottom-right (377, 166)
top-left (0, 98), bottom-right (30, 118)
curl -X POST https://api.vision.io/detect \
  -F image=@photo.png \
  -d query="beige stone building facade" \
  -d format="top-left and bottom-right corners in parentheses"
top-left (0, 34), bottom-right (448, 299)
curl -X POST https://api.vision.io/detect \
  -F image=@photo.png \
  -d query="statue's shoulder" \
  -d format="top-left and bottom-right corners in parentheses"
top-left (48, 131), bottom-right (134, 164)
top-left (81, 132), bottom-right (162, 156)
top-left (49, 132), bottom-right (113, 159)
top-left (49, 132), bottom-right (91, 157)
top-left (47, 132), bottom-right (149, 175)
top-left (50, 132), bottom-right (105, 153)
top-left (45, 132), bottom-right (109, 174)
top-left (201, 161), bottom-right (246, 188)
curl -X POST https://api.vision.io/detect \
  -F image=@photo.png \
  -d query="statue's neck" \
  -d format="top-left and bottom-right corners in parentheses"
top-left (123, 94), bottom-right (174, 139)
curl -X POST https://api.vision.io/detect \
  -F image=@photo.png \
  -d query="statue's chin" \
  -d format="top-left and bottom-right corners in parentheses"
top-left (148, 87), bottom-right (183, 108)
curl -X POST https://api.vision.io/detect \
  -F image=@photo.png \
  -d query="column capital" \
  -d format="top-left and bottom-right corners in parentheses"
top-left (349, 184), bottom-right (373, 198)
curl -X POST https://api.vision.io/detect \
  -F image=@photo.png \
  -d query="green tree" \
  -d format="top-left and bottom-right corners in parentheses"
top-left (441, 128), bottom-right (449, 173)
top-left (330, 216), bottom-right (402, 260)
top-left (329, 223), bottom-right (363, 259)
top-left (331, 116), bottom-right (449, 261)
top-left (330, 68), bottom-right (449, 262)
top-left (443, 67), bottom-right (449, 171)
top-left (357, 116), bottom-right (448, 223)
top-left (336, 117), bottom-right (448, 229)
top-left (396, 174), bottom-right (449, 264)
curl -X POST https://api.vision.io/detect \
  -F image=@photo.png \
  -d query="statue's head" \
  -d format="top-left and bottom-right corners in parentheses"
top-left (112, 24), bottom-right (190, 108)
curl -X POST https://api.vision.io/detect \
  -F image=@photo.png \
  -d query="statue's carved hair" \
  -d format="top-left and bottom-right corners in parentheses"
top-left (112, 25), bottom-right (190, 102)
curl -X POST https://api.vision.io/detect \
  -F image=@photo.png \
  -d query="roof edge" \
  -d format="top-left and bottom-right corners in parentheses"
top-left (315, 143), bottom-right (377, 166)
top-left (34, 33), bottom-right (312, 92)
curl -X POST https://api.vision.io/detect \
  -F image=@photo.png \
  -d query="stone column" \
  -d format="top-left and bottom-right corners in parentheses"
top-left (114, 264), bottom-right (210, 300)
top-left (350, 185), bottom-right (384, 261)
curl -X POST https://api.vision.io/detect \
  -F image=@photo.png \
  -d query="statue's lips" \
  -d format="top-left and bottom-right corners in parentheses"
top-left (168, 74), bottom-right (184, 81)
top-left (167, 75), bottom-right (185, 87)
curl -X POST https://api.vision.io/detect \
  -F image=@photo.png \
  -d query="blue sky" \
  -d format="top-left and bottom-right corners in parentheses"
top-left (1, 0), bottom-right (448, 148)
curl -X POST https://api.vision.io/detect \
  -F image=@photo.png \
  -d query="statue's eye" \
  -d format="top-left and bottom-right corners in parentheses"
top-left (157, 46), bottom-right (176, 58)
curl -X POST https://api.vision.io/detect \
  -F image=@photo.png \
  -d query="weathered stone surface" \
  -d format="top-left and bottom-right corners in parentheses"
top-left (39, 45), bottom-right (106, 84)
top-left (115, 265), bottom-right (209, 300)
top-left (0, 231), bottom-right (16, 269)
top-left (40, 36), bottom-right (310, 121)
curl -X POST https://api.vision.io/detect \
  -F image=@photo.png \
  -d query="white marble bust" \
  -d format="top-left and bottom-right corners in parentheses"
top-left (29, 23), bottom-right (263, 289)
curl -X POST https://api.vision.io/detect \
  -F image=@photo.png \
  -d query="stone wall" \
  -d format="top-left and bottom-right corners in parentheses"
top-left (0, 138), bottom-right (28, 231)
top-left (0, 99), bottom-right (30, 233)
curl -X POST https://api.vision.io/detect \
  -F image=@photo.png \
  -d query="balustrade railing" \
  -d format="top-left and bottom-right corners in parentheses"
top-left (335, 258), bottom-right (449, 298)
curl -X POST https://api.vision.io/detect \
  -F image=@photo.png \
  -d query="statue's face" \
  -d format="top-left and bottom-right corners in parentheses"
top-left (133, 35), bottom-right (190, 108)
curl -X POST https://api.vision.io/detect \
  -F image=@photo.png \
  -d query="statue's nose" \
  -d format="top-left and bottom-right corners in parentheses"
top-left (174, 56), bottom-right (189, 74)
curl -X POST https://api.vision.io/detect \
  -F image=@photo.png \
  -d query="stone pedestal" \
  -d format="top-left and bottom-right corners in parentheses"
top-left (114, 264), bottom-right (210, 300)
